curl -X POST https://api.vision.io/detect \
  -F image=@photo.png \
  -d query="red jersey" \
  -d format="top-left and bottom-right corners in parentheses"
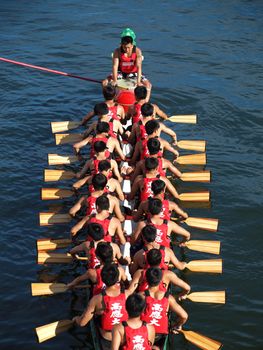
top-left (132, 103), bottom-right (142, 124)
top-left (141, 290), bottom-right (169, 334)
top-left (148, 218), bottom-right (170, 247)
top-left (138, 270), bottom-right (167, 293)
top-left (143, 245), bottom-right (168, 270)
top-left (118, 46), bottom-right (137, 74)
top-left (158, 199), bottom-right (170, 220)
top-left (88, 241), bottom-right (100, 269)
top-left (108, 104), bottom-right (120, 121)
top-left (92, 267), bottom-right (105, 296)
top-left (91, 136), bottom-right (109, 158)
top-left (89, 214), bottom-right (112, 242)
top-left (122, 321), bottom-right (151, 350)
top-left (140, 175), bottom-right (160, 202)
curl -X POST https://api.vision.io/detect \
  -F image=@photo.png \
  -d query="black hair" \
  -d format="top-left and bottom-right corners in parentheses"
top-left (94, 102), bottom-right (109, 116)
top-left (145, 157), bottom-right (159, 171)
top-left (98, 160), bottom-right (111, 173)
top-left (95, 242), bottom-right (113, 264)
top-left (86, 222), bottom-right (104, 241)
top-left (126, 294), bottom-right (146, 317)
top-left (121, 36), bottom-right (133, 45)
top-left (146, 249), bottom-right (162, 266)
top-left (147, 138), bottom-right (161, 155)
top-left (93, 141), bottom-right (107, 153)
top-left (96, 121), bottom-right (110, 134)
top-left (134, 86), bottom-right (147, 100)
top-left (141, 103), bottom-right (154, 117)
top-left (92, 173), bottom-right (107, 191)
top-left (141, 225), bottom-right (157, 243)
top-left (146, 267), bottom-right (162, 286)
top-left (145, 120), bottom-right (160, 136)
top-left (101, 263), bottom-right (119, 286)
top-left (96, 195), bottom-right (110, 211)
top-left (151, 179), bottom-right (166, 195)
top-left (148, 198), bottom-right (163, 215)
top-left (103, 85), bottom-right (117, 100)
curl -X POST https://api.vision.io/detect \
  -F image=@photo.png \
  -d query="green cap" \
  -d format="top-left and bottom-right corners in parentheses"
top-left (121, 28), bottom-right (136, 45)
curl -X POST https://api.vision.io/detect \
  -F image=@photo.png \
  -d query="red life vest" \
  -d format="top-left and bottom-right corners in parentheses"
top-left (89, 214), bottom-right (112, 242)
top-left (148, 218), bottom-right (170, 247)
top-left (88, 241), bottom-right (100, 269)
top-left (141, 290), bottom-right (169, 334)
top-left (140, 175), bottom-right (160, 202)
top-left (91, 136), bottom-right (109, 158)
top-left (101, 287), bottom-right (128, 331)
top-left (158, 199), bottom-right (170, 220)
top-left (92, 266), bottom-right (105, 296)
top-left (108, 104), bottom-right (120, 121)
top-left (143, 245), bottom-right (168, 270)
top-left (138, 269), bottom-right (167, 293)
top-left (118, 46), bottom-right (137, 74)
top-left (132, 102), bottom-right (142, 124)
top-left (122, 321), bottom-right (151, 350)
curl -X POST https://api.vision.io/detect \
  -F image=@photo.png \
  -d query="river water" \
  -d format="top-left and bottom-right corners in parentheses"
top-left (0, 1), bottom-right (262, 349)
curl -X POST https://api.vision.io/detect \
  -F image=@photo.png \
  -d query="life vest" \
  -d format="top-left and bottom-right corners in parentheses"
top-left (122, 321), bottom-right (151, 350)
top-left (140, 175), bottom-right (160, 202)
top-left (143, 245), bottom-right (168, 270)
top-left (101, 286), bottom-right (128, 331)
top-left (158, 199), bottom-right (170, 220)
top-left (141, 290), bottom-right (169, 334)
top-left (118, 46), bottom-right (137, 74)
top-left (91, 136), bottom-right (109, 158)
top-left (138, 269), bottom-right (167, 293)
top-left (89, 214), bottom-right (112, 242)
top-left (132, 102), bottom-right (142, 124)
top-left (148, 218), bottom-right (170, 247)
top-left (92, 266), bottom-right (105, 296)
top-left (88, 241), bottom-right (100, 269)
top-left (108, 104), bottom-right (120, 121)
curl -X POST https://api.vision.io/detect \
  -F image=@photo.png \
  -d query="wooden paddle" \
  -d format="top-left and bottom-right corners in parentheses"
top-left (168, 170), bottom-right (211, 183)
top-left (184, 259), bottom-right (222, 273)
top-left (177, 140), bottom-right (206, 152)
top-left (35, 319), bottom-right (74, 343)
top-left (41, 188), bottom-right (76, 200)
top-left (180, 240), bottom-right (221, 255)
top-left (55, 133), bottom-right (82, 145)
top-left (168, 114), bottom-right (197, 124)
top-left (178, 191), bottom-right (210, 202)
top-left (176, 153), bottom-right (206, 165)
top-left (37, 238), bottom-right (73, 251)
top-left (31, 283), bottom-right (90, 296)
top-left (44, 169), bottom-right (76, 182)
top-left (51, 121), bottom-right (81, 133)
top-left (185, 291), bottom-right (225, 304)
top-left (37, 252), bottom-right (88, 264)
top-left (171, 216), bottom-right (219, 232)
top-left (179, 329), bottom-right (222, 350)
top-left (39, 212), bottom-right (71, 226)
top-left (48, 154), bottom-right (78, 165)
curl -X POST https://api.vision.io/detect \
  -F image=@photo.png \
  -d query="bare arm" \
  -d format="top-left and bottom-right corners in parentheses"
top-left (129, 140), bottom-right (141, 165)
top-left (73, 175), bottom-right (90, 190)
top-left (115, 220), bottom-right (126, 245)
top-left (127, 269), bottom-right (141, 293)
top-left (163, 158), bottom-right (182, 178)
top-left (112, 50), bottom-right (119, 84)
top-left (167, 248), bottom-right (185, 270)
top-left (73, 295), bottom-right (98, 327)
top-left (71, 216), bottom-right (89, 236)
top-left (167, 271), bottom-right (191, 295)
top-left (73, 135), bottom-right (92, 153)
top-left (112, 138), bottom-right (125, 161)
top-left (162, 176), bottom-right (179, 199)
top-left (160, 122), bottom-right (177, 143)
top-left (81, 111), bottom-right (95, 126)
top-left (133, 201), bottom-right (147, 222)
top-left (112, 197), bottom-right (125, 222)
top-left (112, 324), bottom-right (123, 350)
top-left (69, 196), bottom-right (86, 217)
top-left (131, 221), bottom-right (145, 244)
top-left (76, 160), bottom-right (91, 179)
top-left (169, 221), bottom-right (191, 241)
top-left (112, 180), bottom-right (125, 201)
top-left (162, 139), bottom-right (179, 158)
top-left (169, 201), bottom-right (188, 219)
top-left (169, 295), bottom-right (188, 329)
top-left (111, 159), bottom-right (123, 182)
top-left (83, 121), bottom-right (97, 138)
top-left (153, 104), bottom-right (168, 120)
top-left (128, 177), bottom-right (141, 200)
top-left (136, 48), bottom-right (142, 84)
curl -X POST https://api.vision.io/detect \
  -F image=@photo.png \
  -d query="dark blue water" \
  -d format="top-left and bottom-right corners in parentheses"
top-left (0, 1), bottom-right (262, 349)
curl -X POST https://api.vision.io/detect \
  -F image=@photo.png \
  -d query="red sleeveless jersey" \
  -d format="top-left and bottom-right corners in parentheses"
top-left (143, 245), bottom-right (168, 270)
top-left (138, 269), bottom-right (167, 293)
top-left (89, 214), bottom-right (112, 242)
top-left (91, 136), bottom-right (109, 158)
top-left (122, 321), bottom-right (151, 350)
top-left (132, 103), bottom-right (142, 124)
top-left (148, 218), bottom-right (170, 247)
top-left (108, 104), bottom-right (120, 121)
top-left (118, 46), bottom-right (137, 74)
top-left (141, 290), bottom-right (169, 334)
top-left (92, 266), bottom-right (105, 296)
top-left (140, 175), bottom-right (160, 202)
top-left (88, 241), bottom-right (100, 269)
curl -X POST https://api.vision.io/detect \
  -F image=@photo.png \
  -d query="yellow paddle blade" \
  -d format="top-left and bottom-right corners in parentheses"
top-left (186, 291), bottom-right (226, 304)
top-left (39, 212), bottom-right (71, 226)
top-left (55, 133), bottom-right (82, 145)
top-left (41, 188), bottom-right (74, 200)
top-left (185, 240), bottom-right (220, 255)
top-left (44, 169), bottom-right (75, 182)
top-left (178, 191), bottom-right (210, 202)
top-left (168, 114), bottom-right (197, 124)
top-left (184, 217), bottom-right (219, 231)
top-left (180, 329), bottom-right (222, 350)
top-left (177, 140), bottom-right (206, 152)
top-left (37, 238), bottom-right (73, 251)
top-left (185, 259), bottom-right (222, 273)
top-left (176, 153), bottom-right (206, 165)
top-left (51, 121), bottom-right (80, 133)
top-left (38, 252), bottom-right (74, 264)
top-left (31, 283), bottom-right (68, 296)
top-left (48, 154), bottom-right (78, 165)
top-left (180, 171), bottom-right (211, 183)
top-left (36, 320), bottom-right (74, 343)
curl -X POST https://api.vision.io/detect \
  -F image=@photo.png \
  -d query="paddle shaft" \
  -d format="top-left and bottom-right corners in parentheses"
top-left (0, 57), bottom-right (101, 84)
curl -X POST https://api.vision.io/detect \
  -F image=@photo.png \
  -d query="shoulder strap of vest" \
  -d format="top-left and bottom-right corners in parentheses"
top-left (120, 284), bottom-right (125, 294)
top-left (160, 245), bottom-right (165, 251)
top-left (157, 174), bottom-right (160, 178)
top-left (145, 290), bottom-right (150, 296)
top-left (164, 219), bottom-right (168, 224)
top-left (122, 320), bottom-right (128, 327)
top-left (164, 290), bottom-right (170, 298)
top-left (132, 45), bottom-right (137, 53)
top-left (90, 241), bottom-right (95, 248)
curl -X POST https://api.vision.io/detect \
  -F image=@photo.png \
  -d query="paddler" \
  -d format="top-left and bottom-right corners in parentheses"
top-left (112, 294), bottom-right (155, 350)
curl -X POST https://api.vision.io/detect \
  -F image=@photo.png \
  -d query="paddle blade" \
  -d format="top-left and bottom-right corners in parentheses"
top-left (169, 114), bottom-right (197, 124)
top-left (55, 133), bottom-right (82, 145)
top-left (177, 140), bottom-right (206, 152)
top-left (37, 238), bottom-right (72, 251)
top-left (36, 320), bottom-right (73, 343)
top-left (185, 259), bottom-right (222, 273)
top-left (176, 153), bottom-right (206, 165)
top-left (178, 191), bottom-right (210, 202)
top-left (44, 169), bottom-right (75, 182)
top-left (186, 291), bottom-right (225, 304)
top-left (184, 217), bottom-right (219, 232)
top-left (37, 252), bottom-right (73, 264)
top-left (51, 121), bottom-right (80, 133)
top-left (39, 212), bottom-right (71, 226)
top-left (180, 171), bottom-right (211, 183)
top-left (31, 283), bottom-right (68, 296)
top-left (48, 154), bottom-right (78, 165)
top-left (180, 329), bottom-right (222, 350)
top-left (41, 188), bottom-right (74, 200)
top-left (185, 240), bottom-right (220, 255)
